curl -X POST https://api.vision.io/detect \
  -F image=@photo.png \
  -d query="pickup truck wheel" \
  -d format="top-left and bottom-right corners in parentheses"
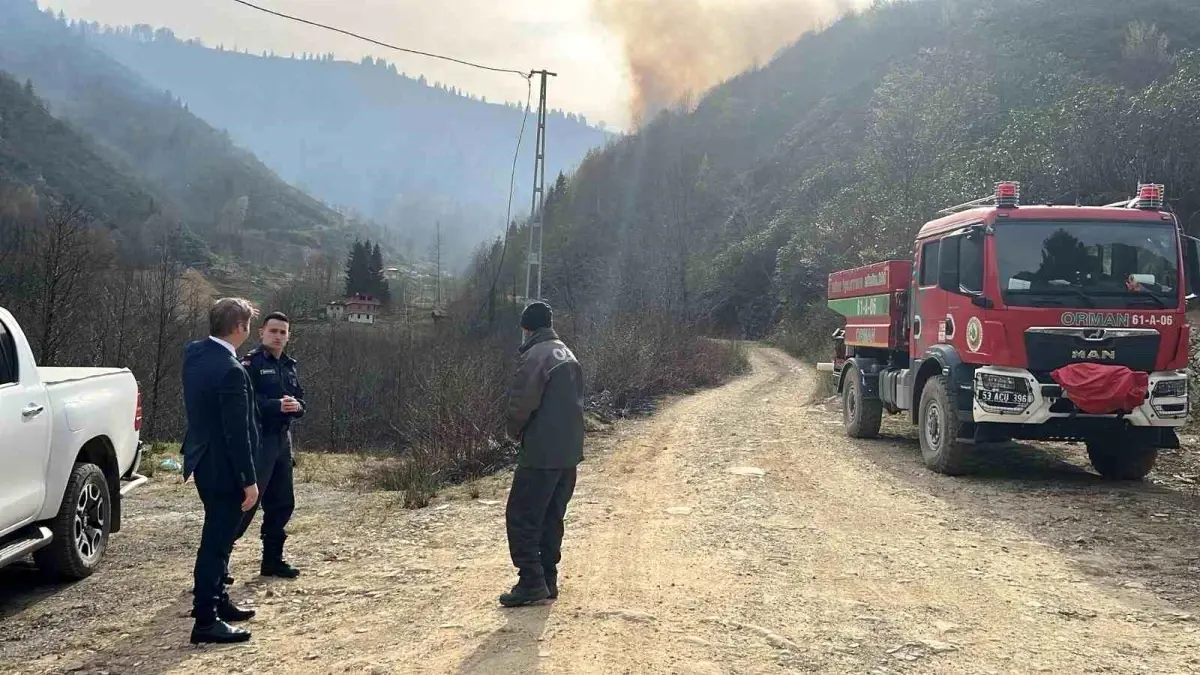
top-left (843, 363), bottom-right (883, 439)
top-left (919, 375), bottom-right (971, 476)
top-left (34, 463), bottom-right (111, 580)
top-left (1086, 436), bottom-right (1158, 481)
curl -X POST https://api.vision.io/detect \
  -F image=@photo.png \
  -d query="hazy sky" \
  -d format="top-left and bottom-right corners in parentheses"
top-left (40, 0), bottom-right (635, 129)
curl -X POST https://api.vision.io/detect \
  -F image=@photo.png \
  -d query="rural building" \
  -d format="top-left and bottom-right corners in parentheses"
top-left (326, 294), bottom-right (382, 324)
top-left (345, 294), bottom-right (381, 324)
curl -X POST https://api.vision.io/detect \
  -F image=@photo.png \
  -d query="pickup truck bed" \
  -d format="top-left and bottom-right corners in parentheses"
top-left (39, 367), bottom-right (130, 384)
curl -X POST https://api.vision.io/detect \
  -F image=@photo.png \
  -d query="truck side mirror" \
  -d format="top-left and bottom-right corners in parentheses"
top-left (938, 235), bottom-right (961, 293)
top-left (1187, 236), bottom-right (1200, 301)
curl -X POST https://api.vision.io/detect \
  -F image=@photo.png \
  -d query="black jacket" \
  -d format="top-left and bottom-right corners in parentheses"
top-left (505, 328), bottom-right (585, 469)
top-left (181, 338), bottom-right (261, 489)
top-left (242, 346), bottom-right (306, 435)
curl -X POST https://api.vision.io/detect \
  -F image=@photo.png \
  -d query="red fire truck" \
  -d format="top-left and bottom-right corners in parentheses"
top-left (819, 182), bottom-right (1200, 480)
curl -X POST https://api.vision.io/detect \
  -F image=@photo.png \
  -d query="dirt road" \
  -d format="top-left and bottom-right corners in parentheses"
top-left (5, 346), bottom-right (1200, 674)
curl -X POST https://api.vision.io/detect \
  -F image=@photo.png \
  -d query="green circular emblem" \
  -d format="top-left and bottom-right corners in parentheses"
top-left (966, 317), bottom-right (983, 353)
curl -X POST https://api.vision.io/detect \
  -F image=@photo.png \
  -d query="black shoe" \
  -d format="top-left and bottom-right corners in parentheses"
top-left (189, 599), bottom-right (256, 622)
top-left (190, 619), bottom-right (252, 645)
top-left (261, 559), bottom-right (301, 579)
top-left (499, 583), bottom-right (550, 608)
top-left (224, 573), bottom-right (234, 585)
top-left (218, 598), bottom-right (256, 622)
top-left (546, 577), bottom-right (558, 600)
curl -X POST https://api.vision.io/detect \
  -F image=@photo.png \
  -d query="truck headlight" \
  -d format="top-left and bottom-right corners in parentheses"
top-left (1151, 377), bottom-right (1188, 417)
top-left (975, 372), bottom-right (1034, 414)
top-left (1152, 378), bottom-right (1187, 399)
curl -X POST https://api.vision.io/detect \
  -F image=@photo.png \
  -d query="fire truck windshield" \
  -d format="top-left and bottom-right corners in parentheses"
top-left (994, 220), bottom-right (1180, 310)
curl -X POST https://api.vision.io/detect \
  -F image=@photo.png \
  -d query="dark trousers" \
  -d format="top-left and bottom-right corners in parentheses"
top-left (191, 451), bottom-right (244, 625)
top-left (505, 467), bottom-right (577, 587)
top-left (234, 431), bottom-right (295, 561)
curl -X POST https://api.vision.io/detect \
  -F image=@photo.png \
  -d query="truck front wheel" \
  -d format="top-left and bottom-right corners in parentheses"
top-left (919, 375), bottom-right (972, 475)
top-left (1086, 435), bottom-right (1158, 481)
top-left (843, 363), bottom-right (882, 439)
top-left (34, 463), bottom-right (112, 580)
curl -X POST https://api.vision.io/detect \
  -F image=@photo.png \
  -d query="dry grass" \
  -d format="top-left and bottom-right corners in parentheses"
top-left (767, 301), bottom-right (844, 363)
top-left (581, 312), bottom-right (750, 409)
top-left (146, 311), bottom-right (748, 509)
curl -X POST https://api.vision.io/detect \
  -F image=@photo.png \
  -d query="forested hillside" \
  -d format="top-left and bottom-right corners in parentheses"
top-left (0, 0), bottom-right (380, 268)
top-left (0, 71), bottom-right (155, 229)
top-left (478, 0), bottom-right (1200, 354)
top-left (76, 23), bottom-right (611, 266)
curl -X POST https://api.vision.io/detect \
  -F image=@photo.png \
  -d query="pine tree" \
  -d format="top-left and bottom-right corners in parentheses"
top-left (369, 243), bottom-right (391, 305)
top-left (343, 240), bottom-right (371, 297)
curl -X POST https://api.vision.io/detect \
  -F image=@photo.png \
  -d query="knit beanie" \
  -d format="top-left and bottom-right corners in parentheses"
top-left (520, 301), bottom-right (552, 331)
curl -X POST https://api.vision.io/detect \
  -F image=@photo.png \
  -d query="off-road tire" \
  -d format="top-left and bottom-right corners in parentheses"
top-left (918, 375), bottom-right (971, 475)
top-left (843, 363), bottom-right (883, 439)
top-left (1086, 435), bottom-right (1158, 481)
top-left (34, 463), bottom-right (112, 580)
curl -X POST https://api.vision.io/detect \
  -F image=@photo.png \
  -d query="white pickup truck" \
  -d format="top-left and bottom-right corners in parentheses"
top-left (0, 307), bottom-right (146, 579)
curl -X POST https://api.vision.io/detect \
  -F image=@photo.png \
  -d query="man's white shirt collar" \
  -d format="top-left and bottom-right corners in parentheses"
top-left (209, 335), bottom-right (238, 359)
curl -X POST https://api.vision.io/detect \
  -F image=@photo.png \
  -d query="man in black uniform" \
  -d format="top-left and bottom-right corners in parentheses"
top-left (500, 301), bottom-right (586, 607)
top-left (235, 311), bottom-right (305, 579)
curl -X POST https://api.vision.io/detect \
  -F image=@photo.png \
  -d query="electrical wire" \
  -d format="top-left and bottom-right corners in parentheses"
top-left (229, 0), bottom-right (532, 78)
top-left (484, 76), bottom-right (534, 319)
top-left (227, 0), bottom-right (542, 325)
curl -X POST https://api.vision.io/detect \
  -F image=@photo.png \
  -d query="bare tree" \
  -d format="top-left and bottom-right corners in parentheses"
top-left (142, 225), bottom-right (189, 440)
top-left (30, 203), bottom-right (99, 365)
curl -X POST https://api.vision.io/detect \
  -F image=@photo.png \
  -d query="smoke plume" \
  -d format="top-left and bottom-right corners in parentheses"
top-left (593, 0), bottom-right (861, 127)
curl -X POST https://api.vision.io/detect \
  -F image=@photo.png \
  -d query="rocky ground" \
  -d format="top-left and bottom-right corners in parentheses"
top-left (4, 346), bottom-right (1200, 673)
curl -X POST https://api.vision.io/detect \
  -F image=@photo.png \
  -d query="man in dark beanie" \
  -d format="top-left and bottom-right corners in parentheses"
top-left (500, 300), bottom-right (585, 607)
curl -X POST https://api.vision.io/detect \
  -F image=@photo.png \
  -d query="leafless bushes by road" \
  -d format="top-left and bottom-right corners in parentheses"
top-left (289, 309), bottom-right (747, 506)
top-left (580, 313), bottom-right (749, 410)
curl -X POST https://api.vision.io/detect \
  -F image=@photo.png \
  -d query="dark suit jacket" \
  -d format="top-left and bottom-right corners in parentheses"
top-left (181, 338), bottom-right (261, 491)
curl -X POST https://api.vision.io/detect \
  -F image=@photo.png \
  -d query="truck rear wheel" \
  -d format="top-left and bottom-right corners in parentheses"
top-left (843, 363), bottom-right (882, 439)
top-left (1086, 435), bottom-right (1158, 481)
top-left (919, 375), bottom-right (971, 475)
top-left (34, 463), bottom-right (111, 580)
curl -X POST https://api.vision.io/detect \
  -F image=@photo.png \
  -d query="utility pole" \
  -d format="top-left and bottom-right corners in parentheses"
top-left (523, 69), bottom-right (556, 307)
top-left (435, 220), bottom-right (442, 308)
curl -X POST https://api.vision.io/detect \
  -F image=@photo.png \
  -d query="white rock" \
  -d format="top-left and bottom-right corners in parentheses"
top-left (921, 639), bottom-right (957, 653)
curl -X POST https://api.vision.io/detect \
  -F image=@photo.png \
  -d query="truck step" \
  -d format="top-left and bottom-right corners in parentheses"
top-left (0, 525), bottom-right (53, 568)
top-left (120, 472), bottom-right (149, 497)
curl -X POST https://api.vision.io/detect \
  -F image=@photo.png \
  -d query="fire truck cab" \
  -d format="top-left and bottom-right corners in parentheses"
top-left (822, 182), bottom-right (1200, 480)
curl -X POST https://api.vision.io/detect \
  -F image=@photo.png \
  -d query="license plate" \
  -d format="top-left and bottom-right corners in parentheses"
top-left (978, 390), bottom-right (1032, 405)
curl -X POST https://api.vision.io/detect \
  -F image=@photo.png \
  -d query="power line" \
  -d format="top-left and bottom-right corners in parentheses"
top-left (485, 76), bottom-right (534, 322)
top-left (229, 0), bottom-right (531, 78)
top-left (228, 0), bottom-right (543, 326)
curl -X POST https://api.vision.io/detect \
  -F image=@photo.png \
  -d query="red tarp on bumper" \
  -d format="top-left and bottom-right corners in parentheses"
top-left (1051, 363), bottom-right (1149, 415)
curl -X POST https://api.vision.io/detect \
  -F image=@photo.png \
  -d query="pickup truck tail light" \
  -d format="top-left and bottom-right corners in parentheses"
top-left (134, 392), bottom-right (143, 432)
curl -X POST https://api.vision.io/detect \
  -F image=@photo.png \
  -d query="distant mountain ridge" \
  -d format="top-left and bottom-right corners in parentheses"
top-left (75, 22), bottom-right (613, 266)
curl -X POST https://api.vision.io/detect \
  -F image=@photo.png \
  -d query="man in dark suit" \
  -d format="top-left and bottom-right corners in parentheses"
top-left (181, 297), bottom-right (262, 645)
